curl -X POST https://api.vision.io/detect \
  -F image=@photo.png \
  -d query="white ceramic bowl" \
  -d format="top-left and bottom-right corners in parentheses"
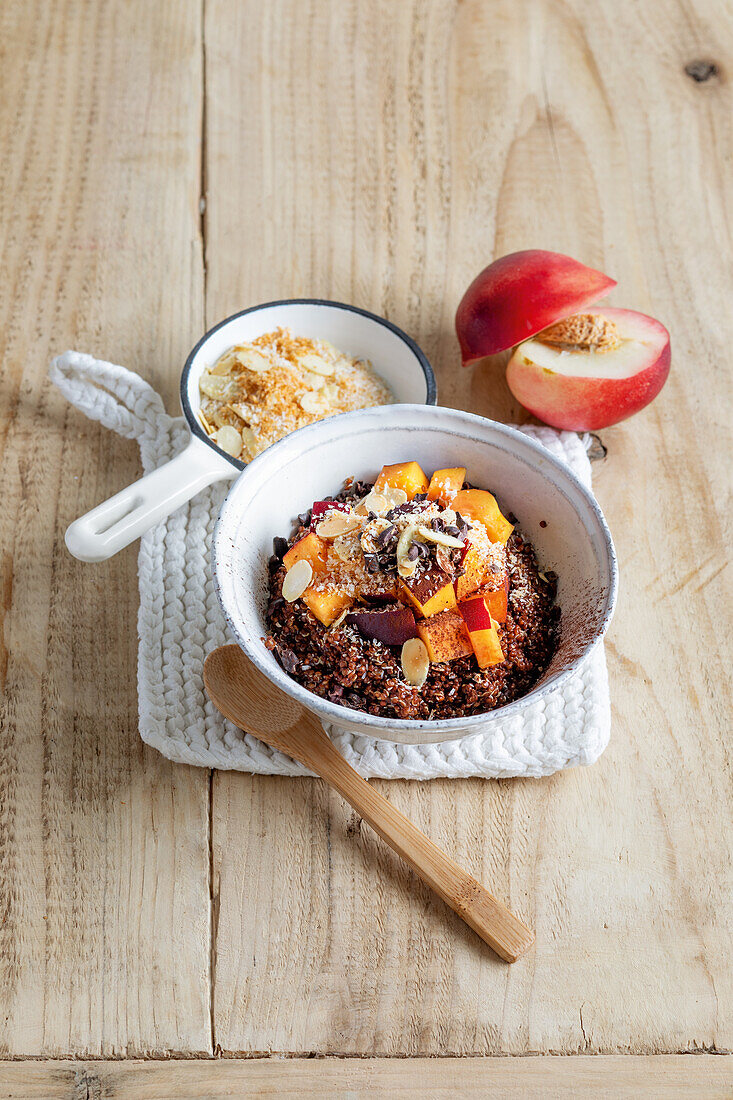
top-left (213, 404), bottom-right (617, 745)
top-left (65, 300), bottom-right (435, 561)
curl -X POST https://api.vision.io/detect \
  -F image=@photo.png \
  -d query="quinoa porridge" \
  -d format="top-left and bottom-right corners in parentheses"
top-left (265, 460), bottom-right (559, 721)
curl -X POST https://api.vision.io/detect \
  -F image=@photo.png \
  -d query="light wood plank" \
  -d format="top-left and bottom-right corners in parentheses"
top-left (0, 0), bottom-right (211, 1055)
top-left (0, 1056), bottom-right (730, 1099)
top-left (207, 0), bottom-right (733, 1055)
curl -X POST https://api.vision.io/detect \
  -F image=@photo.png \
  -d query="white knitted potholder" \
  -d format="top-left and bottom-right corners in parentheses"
top-left (50, 351), bottom-right (610, 779)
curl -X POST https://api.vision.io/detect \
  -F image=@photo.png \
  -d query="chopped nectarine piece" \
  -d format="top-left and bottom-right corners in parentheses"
top-left (454, 544), bottom-right (486, 600)
top-left (452, 489), bottom-right (513, 544)
top-left (416, 609), bottom-right (473, 663)
top-left (374, 461), bottom-right (429, 500)
top-left (454, 543), bottom-right (510, 602)
top-left (283, 532), bottom-right (328, 574)
top-left (303, 586), bottom-right (353, 627)
top-left (481, 583), bottom-right (509, 624)
top-left (458, 595), bottom-right (505, 667)
top-left (468, 626), bottom-right (504, 668)
top-left (427, 467), bottom-right (466, 504)
top-left (397, 565), bottom-right (457, 618)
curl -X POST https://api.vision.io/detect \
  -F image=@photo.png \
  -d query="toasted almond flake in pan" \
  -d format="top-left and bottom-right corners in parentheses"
top-left (316, 512), bottom-right (362, 538)
top-left (241, 426), bottom-right (258, 459)
top-left (213, 424), bottom-right (243, 458)
top-left (236, 348), bottom-right (271, 373)
top-left (299, 352), bottom-right (335, 376)
top-left (303, 371), bottom-right (326, 391)
top-left (282, 559), bottom-right (313, 602)
top-left (299, 392), bottom-right (329, 415)
top-left (199, 372), bottom-right (231, 398)
top-left (417, 525), bottom-right (464, 549)
top-left (210, 354), bottom-right (235, 376)
top-left (401, 637), bottom-right (429, 687)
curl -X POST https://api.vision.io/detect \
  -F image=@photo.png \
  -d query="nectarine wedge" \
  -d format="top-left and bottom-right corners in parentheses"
top-left (456, 250), bottom-right (616, 364)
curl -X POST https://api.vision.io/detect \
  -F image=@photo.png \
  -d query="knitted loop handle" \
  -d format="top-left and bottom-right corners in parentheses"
top-left (49, 350), bottom-right (171, 441)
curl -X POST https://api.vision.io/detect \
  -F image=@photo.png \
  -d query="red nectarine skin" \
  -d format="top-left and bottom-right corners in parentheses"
top-left (458, 596), bottom-right (492, 633)
top-left (506, 307), bottom-right (671, 430)
top-left (456, 250), bottom-right (617, 364)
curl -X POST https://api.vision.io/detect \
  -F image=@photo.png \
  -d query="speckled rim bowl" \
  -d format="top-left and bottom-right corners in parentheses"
top-left (213, 405), bottom-right (617, 745)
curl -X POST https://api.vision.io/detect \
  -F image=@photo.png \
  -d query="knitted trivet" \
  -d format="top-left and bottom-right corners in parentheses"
top-left (50, 350), bottom-right (610, 779)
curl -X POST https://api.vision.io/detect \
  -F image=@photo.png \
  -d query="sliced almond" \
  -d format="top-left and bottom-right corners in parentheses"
top-left (401, 638), bottom-right (429, 688)
top-left (303, 371), bottom-right (326, 391)
top-left (323, 382), bottom-right (340, 402)
top-left (282, 559), bottom-right (313, 602)
top-left (299, 392), bottom-right (329, 415)
top-left (316, 511), bottom-right (362, 538)
top-left (354, 489), bottom-right (390, 516)
top-left (333, 533), bottom-right (360, 562)
top-left (435, 546), bottom-right (455, 575)
top-left (213, 424), bottom-right (243, 458)
top-left (241, 426), bottom-right (259, 459)
top-left (382, 487), bottom-right (409, 508)
top-left (439, 508), bottom-right (457, 527)
top-left (417, 525), bottom-right (464, 549)
top-left (299, 352), bottom-right (335, 377)
top-left (199, 372), bottom-right (231, 399)
top-left (236, 348), bottom-right (271, 373)
top-left (210, 353), bottom-right (236, 376)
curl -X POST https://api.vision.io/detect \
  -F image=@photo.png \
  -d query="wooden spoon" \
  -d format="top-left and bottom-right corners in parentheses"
top-left (204, 644), bottom-right (535, 963)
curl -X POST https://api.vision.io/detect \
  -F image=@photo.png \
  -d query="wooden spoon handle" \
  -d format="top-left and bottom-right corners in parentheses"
top-left (297, 721), bottom-right (535, 963)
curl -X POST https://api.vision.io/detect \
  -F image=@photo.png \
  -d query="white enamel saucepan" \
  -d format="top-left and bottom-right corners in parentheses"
top-left (65, 300), bottom-right (437, 562)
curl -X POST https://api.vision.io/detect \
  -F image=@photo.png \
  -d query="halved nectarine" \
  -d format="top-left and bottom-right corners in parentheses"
top-left (506, 307), bottom-right (671, 430)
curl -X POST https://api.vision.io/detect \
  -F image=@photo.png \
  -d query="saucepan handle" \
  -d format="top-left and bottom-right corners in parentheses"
top-left (65, 437), bottom-right (237, 562)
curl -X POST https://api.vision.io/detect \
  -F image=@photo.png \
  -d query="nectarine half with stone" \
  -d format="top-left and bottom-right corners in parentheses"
top-left (506, 307), bottom-right (671, 430)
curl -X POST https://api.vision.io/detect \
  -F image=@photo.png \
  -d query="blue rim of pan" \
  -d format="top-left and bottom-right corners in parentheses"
top-left (179, 298), bottom-right (438, 471)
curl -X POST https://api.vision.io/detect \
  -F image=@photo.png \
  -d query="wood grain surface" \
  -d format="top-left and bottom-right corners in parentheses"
top-left (0, 1056), bottom-right (731, 1099)
top-left (0, 0), bottom-right (731, 1085)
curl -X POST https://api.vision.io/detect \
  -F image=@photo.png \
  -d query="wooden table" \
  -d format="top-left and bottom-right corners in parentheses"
top-left (1, 1), bottom-right (731, 1095)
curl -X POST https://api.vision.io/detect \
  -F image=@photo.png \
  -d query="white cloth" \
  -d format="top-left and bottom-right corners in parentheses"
top-left (50, 350), bottom-right (611, 779)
